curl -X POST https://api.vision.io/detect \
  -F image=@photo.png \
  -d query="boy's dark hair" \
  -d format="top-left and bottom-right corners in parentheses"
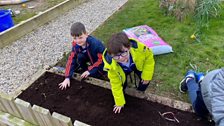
top-left (107, 32), bottom-right (130, 55)
top-left (70, 22), bottom-right (86, 37)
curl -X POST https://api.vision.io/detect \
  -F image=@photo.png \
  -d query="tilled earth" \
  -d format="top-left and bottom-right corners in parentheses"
top-left (18, 72), bottom-right (214, 126)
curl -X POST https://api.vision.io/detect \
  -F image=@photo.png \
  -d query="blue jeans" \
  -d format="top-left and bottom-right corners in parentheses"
top-left (187, 79), bottom-right (209, 118)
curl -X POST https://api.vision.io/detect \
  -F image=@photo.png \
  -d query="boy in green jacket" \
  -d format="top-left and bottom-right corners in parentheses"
top-left (102, 32), bottom-right (155, 114)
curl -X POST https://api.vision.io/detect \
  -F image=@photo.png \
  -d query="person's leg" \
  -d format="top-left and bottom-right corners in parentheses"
top-left (194, 89), bottom-right (209, 118)
top-left (186, 76), bottom-right (209, 118)
top-left (123, 80), bottom-right (128, 91)
top-left (186, 79), bottom-right (199, 105)
top-left (88, 64), bottom-right (108, 80)
top-left (77, 53), bottom-right (88, 71)
top-left (137, 81), bottom-right (149, 91)
top-left (133, 68), bottom-right (149, 91)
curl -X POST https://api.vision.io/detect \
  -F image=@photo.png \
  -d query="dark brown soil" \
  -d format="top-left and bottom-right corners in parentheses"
top-left (18, 72), bottom-right (214, 126)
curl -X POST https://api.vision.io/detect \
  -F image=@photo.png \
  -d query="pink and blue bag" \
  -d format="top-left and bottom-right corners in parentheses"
top-left (123, 25), bottom-right (173, 55)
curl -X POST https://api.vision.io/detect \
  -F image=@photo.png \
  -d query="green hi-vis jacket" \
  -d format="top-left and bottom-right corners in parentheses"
top-left (102, 38), bottom-right (155, 106)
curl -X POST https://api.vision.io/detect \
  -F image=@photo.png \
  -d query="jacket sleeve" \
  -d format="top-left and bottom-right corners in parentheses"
top-left (65, 47), bottom-right (77, 79)
top-left (88, 42), bottom-right (105, 75)
top-left (108, 70), bottom-right (126, 106)
top-left (211, 68), bottom-right (224, 126)
top-left (141, 47), bottom-right (155, 80)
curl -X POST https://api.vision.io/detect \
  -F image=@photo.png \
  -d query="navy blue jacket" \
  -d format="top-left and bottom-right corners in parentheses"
top-left (65, 36), bottom-right (105, 78)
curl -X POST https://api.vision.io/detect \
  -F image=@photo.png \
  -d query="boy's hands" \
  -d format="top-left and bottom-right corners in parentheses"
top-left (81, 71), bottom-right (90, 79)
top-left (113, 105), bottom-right (124, 114)
top-left (59, 71), bottom-right (90, 90)
top-left (58, 78), bottom-right (70, 90)
top-left (141, 80), bottom-right (150, 84)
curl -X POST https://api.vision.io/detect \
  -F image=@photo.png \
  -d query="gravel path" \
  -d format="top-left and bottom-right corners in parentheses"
top-left (0, 0), bottom-right (128, 94)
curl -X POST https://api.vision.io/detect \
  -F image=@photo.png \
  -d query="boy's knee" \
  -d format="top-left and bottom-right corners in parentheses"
top-left (77, 53), bottom-right (86, 61)
top-left (77, 54), bottom-right (89, 65)
top-left (137, 82), bottom-right (149, 91)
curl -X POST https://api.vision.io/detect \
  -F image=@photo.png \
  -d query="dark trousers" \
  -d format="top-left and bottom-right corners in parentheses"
top-left (76, 53), bottom-right (89, 71)
top-left (123, 67), bottom-right (149, 91)
top-left (187, 79), bottom-right (209, 118)
top-left (75, 53), bottom-right (106, 79)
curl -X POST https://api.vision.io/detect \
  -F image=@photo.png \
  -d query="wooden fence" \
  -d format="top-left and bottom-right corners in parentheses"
top-left (0, 69), bottom-right (91, 126)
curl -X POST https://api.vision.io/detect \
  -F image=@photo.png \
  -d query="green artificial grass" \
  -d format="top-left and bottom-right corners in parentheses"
top-left (57, 0), bottom-right (224, 102)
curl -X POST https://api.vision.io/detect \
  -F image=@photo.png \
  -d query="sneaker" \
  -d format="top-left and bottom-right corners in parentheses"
top-left (179, 70), bottom-right (196, 93)
top-left (195, 72), bottom-right (204, 83)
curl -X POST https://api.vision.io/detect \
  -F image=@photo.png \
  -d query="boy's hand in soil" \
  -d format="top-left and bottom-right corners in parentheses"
top-left (113, 105), bottom-right (124, 114)
top-left (81, 71), bottom-right (90, 79)
top-left (58, 78), bottom-right (70, 90)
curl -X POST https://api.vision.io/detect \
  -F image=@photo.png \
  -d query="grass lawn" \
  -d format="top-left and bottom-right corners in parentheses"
top-left (57, 0), bottom-right (224, 102)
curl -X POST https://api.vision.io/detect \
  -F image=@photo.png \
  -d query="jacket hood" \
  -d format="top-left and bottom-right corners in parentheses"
top-left (102, 49), bottom-right (113, 71)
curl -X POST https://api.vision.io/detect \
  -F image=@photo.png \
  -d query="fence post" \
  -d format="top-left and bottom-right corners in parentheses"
top-left (52, 112), bottom-right (73, 126)
top-left (74, 120), bottom-right (90, 126)
top-left (32, 105), bottom-right (54, 126)
top-left (0, 94), bottom-right (21, 118)
top-left (14, 98), bottom-right (39, 125)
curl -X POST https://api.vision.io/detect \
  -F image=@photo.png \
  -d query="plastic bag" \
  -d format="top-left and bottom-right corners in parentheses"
top-left (123, 25), bottom-right (173, 55)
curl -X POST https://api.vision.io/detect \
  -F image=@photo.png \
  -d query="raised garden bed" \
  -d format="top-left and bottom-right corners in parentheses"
top-left (0, 0), bottom-right (66, 25)
top-left (17, 72), bottom-right (214, 126)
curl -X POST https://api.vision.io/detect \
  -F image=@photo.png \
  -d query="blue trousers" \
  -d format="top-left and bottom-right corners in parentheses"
top-left (187, 79), bottom-right (209, 118)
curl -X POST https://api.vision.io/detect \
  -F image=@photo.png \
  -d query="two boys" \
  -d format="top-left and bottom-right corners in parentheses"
top-left (59, 22), bottom-right (155, 114)
top-left (60, 22), bottom-right (223, 125)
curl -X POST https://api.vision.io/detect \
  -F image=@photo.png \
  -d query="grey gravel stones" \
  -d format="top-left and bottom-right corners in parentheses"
top-left (0, 0), bottom-right (128, 94)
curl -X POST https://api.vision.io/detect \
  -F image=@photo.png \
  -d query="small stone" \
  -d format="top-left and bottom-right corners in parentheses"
top-left (66, 95), bottom-right (70, 100)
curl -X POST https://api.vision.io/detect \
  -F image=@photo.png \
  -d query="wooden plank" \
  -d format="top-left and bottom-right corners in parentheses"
top-left (47, 69), bottom-right (193, 112)
top-left (52, 112), bottom-right (72, 126)
top-left (48, 68), bottom-right (111, 89)
top-left (0, 94), bottom-right (22, 118)
top-left (73, 120), bottom-right (90, 126)
top-left (0, 99), bottom-right (6, 113)
top-left (0, 121), bottom-right (8, 126)
top-left (13, 69), bottom-right (46, 98)
top-left (32, 105), bottom-right (54, 126)
top-left (84, 77), bottom-right (111, 89)
top-left (125, 88), bottom-right (193, 112)
top-left (14, 98), bottom-right (38, 125)
top-left (0, 110), bottom-right (34, 126)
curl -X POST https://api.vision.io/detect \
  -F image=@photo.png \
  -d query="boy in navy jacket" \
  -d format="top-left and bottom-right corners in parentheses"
top-left (59, 22), bottom-right (106, 90)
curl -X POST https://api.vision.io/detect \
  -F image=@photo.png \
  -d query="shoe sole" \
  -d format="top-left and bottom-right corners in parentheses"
top-left (179, 78), bottom-right (187, 93)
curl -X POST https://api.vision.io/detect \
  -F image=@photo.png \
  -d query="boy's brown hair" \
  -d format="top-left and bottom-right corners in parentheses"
top-left (107, 32), bottom-right (130, 55)
top-left (70, 22), bottom-right (87, 37)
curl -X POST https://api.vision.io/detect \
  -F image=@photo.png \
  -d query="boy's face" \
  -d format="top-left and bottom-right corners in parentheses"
top-left (111, 47), bottom-right (130, 63)
top-left (73, 33), bottom-right (88, 46)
